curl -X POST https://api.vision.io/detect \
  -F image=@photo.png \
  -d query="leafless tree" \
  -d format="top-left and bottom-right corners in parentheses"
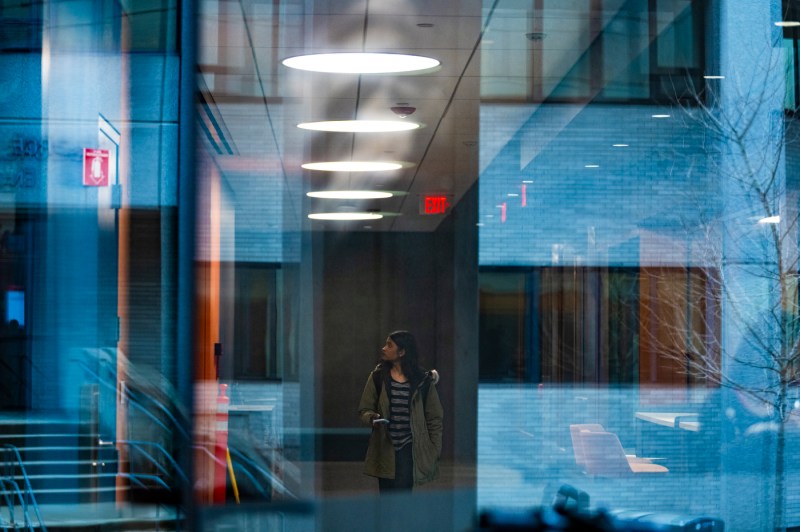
top-left (642, 49), bottom-right (800, 530)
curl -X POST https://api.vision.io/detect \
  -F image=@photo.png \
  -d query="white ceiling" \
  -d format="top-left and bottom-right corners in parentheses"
top-left (196, 0), bottom-right (687, 232)
top-left (198, 0), bottom-right (485, 232)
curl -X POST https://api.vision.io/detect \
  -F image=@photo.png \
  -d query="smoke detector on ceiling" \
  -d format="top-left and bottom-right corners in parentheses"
top-left (391, 104), bottom-right (416, 118)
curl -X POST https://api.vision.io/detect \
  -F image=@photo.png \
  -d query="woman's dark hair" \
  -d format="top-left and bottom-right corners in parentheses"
top-left (380, 330), bottom-right (425, 381)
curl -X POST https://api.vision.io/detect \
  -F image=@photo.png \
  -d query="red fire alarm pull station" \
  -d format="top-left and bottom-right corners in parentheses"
top-left (420, 195), bottom-right (451, 215)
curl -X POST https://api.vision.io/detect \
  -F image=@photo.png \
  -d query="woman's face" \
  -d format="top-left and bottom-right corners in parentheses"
top-left (381, 337), bottom-right (404, 363)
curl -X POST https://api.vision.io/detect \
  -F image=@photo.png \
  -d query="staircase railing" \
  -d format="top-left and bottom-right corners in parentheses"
top-left (115, 439), bottom-right (189, 485)
top-left (75, 358), bottom-right (190, 442)
top-left (0, 445), bottom-right (46, 532)
top-left (228, 446), bottom-right (295, 499)
top-left (0, 477), bottom-right (30, 531)
top-left (192, 444), bottom-right (295, 501)
top-left (77, 358), bottom-right (293, 503)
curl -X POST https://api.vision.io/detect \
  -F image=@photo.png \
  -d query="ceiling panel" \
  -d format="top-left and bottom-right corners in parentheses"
top-left (202, 0), bottom-right (484, 232)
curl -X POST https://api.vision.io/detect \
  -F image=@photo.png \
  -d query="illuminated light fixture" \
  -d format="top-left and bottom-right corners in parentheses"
top-left (307, 190), bottom-right (393, 199)
top-left (507, 193), bottom-right (519, 197)
top-left (652, 114), bottom-right (671, 118)
top-left (476, 222), bottom-right (485, 227)
top-left (282, 53), bottom-right (440, 74)
top-left (703, 75), bottom-right (725, 79)
top-left (775, 21), bottom-right (800, 27)
top-left (297, 120), bottom-right (420, 133)
top-left (612, 143), bottom-right (629, 147)
top-left (522, 180), bottom-right (534, 184)
top-left (758, 215), bottom-right (780, 224)
top-left (585, 164), bottom-right (600, 168)
top-left (308, 212), bottom-right (383, 221)
top-left (302, 161), bottom-right (403, 172)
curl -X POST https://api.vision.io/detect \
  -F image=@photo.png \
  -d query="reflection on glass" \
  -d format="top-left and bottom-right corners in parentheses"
top-left (0, 1), bottom-right (186, 528)
top-left (4, 0), bottom-right (799, 530)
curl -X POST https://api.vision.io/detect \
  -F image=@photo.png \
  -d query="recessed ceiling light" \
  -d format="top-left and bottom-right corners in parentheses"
top-left (507, 193), bottom-right (519, 197)
top-left (585, 164), bottom-right (600, 168)
top-left (775, 21), bottom-right (800, 27)
top-left (308, 212), bottom-right (384, 221)
top-left (307, 190), bottom-right (393, 199)
top-left (522, 180), bottom-right (534, 184)
top-left (703, 75), bottom-right (725, 79)
top-left (301, 161), bottom-right (404, 172)
top-left (612, 144), bottom-right (629, 147)
top-left (758, 215), bottom-right (780, 224)
top-left (282, 53), bottom-right (440, 74)
top-left (297, 120), bottom-right (420, 133)
top-left (651, 114), bottom-right (671, 118)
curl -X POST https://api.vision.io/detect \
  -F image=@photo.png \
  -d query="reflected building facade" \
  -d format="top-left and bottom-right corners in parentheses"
top-left (0, 1), bottom-right (798, 531)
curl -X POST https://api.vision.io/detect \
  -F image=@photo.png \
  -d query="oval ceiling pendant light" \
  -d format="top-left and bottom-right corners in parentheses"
top-left (307, 191), bottom-right (393, 199)
top-left (282, 53), bottom-right (440, 74)
top-left (298, 120), bottom-right (420, 133)
top-left (308, 212), bottom-right (384, 221)
top-left (301, 161), bottom-right (403, 172)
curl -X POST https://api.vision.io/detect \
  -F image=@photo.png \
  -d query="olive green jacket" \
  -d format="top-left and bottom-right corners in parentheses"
top-left (358, 368), bottom-right (444, 485)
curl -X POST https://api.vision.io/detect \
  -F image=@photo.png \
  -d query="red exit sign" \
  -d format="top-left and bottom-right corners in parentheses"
top-left (420, 195), bottom-right (451, 215)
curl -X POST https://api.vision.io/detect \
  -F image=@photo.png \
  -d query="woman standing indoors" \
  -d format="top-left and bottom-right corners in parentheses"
top-left (358, 330), bottom-right (443, 492)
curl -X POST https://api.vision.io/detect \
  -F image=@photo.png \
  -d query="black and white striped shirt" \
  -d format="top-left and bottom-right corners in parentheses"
top-left (388, 379), bottom-right (412, 450)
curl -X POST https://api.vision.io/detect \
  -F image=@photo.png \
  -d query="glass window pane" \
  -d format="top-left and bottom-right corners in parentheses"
top-left (5, 0), bottom-right (799, 530)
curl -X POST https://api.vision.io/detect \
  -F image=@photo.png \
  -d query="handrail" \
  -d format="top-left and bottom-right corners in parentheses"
top-left (228, 447), bottom-right (295, 499)
top-left (0, 477), bottom-right (22, 530)
top-left (192, 444), bottom-right (286, 499)
top-left (76, 359), bottom-right (294, 502)
top-left (75, 359), bottom-right (190, 441)
top-left (118, 473), bottom-right (170, 491)
top-left (114, 440), bottom-right (188, 483)
top-left (226, 462), bottom-right (267, 498)
top-left (127, 388), bottom-right (190, 441)
top-left (192, 445), bottom-right (273, 500)
top-left (192, 444), bottom-right (226, 468)
top-left (0, 477), bottom-right (34, 532)
top-left (0, 445), bottom-right (46, 532)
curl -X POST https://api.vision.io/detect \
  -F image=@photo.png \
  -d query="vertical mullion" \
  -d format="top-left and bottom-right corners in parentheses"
top-left (648, 0), bottom-right (658, 100)
top-left (590, 0), bottom-right (603, 95)
top-left (793, 36), bottom-right (799, 110)
top-left (532, 0), bottom-right (544, 100)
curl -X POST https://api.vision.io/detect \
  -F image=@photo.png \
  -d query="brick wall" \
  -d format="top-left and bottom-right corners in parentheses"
top-left (478, 104), bottom-right (715, 267)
